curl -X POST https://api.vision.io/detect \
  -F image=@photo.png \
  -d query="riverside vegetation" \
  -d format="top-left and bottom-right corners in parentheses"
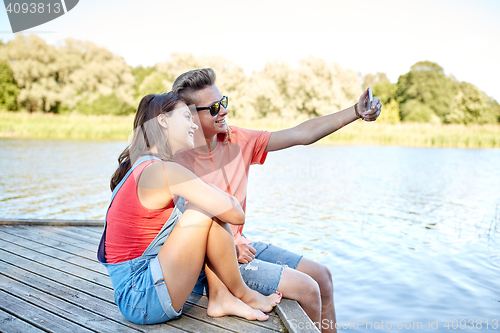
top-left (2, 110), bottom-right (499, 148)
top-left (1, 34), bottom-right (499, 147)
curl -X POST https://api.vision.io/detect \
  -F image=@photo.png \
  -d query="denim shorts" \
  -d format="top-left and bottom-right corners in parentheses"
top-left (193, 241), bottom-right (303, 296)
top-left (105, 254), bottom-right (181, 325)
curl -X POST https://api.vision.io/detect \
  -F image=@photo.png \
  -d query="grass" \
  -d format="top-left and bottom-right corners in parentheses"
top-left (1, 110), bottom-right (499, 148)
top-left (0, 111), bottom-right (134, 140)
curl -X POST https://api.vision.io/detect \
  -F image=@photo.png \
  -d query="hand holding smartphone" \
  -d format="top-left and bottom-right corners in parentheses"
top-left (365, 87), bottom-right (373, 111)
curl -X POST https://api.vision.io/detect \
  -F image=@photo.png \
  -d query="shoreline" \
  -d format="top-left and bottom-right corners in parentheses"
top-left (1, 111), bottom-right (499, 148)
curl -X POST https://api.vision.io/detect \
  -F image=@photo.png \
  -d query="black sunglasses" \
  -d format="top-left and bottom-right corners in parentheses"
top-left (195, 96), bottom-right (228, 116)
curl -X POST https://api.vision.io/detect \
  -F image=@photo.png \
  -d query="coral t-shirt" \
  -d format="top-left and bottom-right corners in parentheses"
top-left (173, 126), bottom-right (271, 245)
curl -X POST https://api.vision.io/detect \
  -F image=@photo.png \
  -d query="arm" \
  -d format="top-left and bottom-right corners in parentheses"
top-left (265, 88), bottom-right (381, 152)
top-left (138, 161), bottom-right (245, 225)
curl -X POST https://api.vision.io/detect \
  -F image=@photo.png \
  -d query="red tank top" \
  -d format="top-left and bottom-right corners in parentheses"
top-left (105, 160), bottom-right (174, 263)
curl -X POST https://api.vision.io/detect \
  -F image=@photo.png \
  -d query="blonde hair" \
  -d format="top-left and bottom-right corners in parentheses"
top-left (172, 68), bottom-right (216, 105)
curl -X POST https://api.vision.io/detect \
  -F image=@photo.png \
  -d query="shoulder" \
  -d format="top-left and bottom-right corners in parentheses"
top-left (227, 126), bottom-right (269, 142)
top-left (139, 160), bottom-right (194, 189)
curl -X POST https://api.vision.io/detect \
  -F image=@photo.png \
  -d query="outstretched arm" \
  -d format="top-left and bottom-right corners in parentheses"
top-left (265, 88), bottom-right (382, 152)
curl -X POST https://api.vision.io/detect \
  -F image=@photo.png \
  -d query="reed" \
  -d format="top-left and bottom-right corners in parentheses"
top-left (0, 111), bottom-right (134, 140)
top-left (1, 110), bottom-right (499, 148)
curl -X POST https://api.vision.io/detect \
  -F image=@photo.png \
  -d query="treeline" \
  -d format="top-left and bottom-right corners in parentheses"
top-left (1, 34), bottom-right (499, 123)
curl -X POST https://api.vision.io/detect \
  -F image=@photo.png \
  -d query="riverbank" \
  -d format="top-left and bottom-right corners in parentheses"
top-left (1, 111), bottom-right (499, 148)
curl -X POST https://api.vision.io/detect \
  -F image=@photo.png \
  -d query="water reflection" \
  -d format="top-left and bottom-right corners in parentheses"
top-left (1, 140), bottom-right (499, 329)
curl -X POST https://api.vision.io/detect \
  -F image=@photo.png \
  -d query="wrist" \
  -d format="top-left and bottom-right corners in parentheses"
top-left (354, 104), bottom-right (362, 120)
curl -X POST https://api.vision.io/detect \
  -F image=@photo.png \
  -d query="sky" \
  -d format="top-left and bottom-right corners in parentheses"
top-left (1, 0), bottom-right (499, 100)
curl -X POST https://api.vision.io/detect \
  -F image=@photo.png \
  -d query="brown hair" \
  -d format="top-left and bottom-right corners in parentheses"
top-left (172, 68), bottom-right (216, 105)
top-left (110, 92), bottom-right (183, 191)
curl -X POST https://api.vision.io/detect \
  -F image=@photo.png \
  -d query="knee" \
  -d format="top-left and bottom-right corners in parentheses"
top-left (302, 275), bottom-right (321, 305)
top-left (315, 264), bottom-right (334, 296)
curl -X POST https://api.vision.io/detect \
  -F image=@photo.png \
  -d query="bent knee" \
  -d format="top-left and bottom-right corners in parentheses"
top-left (279, 268), bottom-right (320, 303)
top-left (295, 273), bottom-right (321, 303)
top-left (313, 264), bottom-right (333, 295)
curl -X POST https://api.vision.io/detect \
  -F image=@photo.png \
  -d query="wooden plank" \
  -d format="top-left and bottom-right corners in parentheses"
top-left (0, 260), bottom-right (162, 333)
top-left (0, 290), bottom-right (95, 333)
top-left (0, 228), bottom-right (105, 272)
top-left (0, 238), bottom-right (111, 287)
top-left (65, 224), bottom-right (104, 234)
top-left (0, 256), bottom-right (279, 333)
top-left (2, 225), bottom-right (99, 253)
top-left (0, 253), bottom-right (282, 333)
top-left (0, 225), bottom-right (291, 332)
top-left (0, 234), bottom-right (249, 332)
top-left (0, 227), bottom-right (284, 332)
top-left (275, 299), bottom-right (319, 333)
top-left (182, 302), bottom-right (279, 333)
top-left (186, 293), bottom-right (284, 329)
top-left (0, 218), bottom-right (104, 227)
top-left (0, 274), bottom-right (143, 333)
top-left (0, 308), bottom-right (46, 333)
top-left (44, 224), bottom-right (105, 239)
top-left (26, 225), bottom-right (102, 245)
top-left (165, 315), bottom-right (236, 333)
top-left (0, 255), bottom-right (192, 333)
top-left (0, 248), bottom-right (115, 302)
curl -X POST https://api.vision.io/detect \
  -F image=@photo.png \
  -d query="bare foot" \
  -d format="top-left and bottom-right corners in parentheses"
top-left (240, 289), bottom-right (282, 313)
top-left (207, 289), bottom-right (269, 321)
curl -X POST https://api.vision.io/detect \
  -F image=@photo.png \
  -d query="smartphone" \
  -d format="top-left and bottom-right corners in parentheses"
top-left (366, 87), bottom-right (373, 111)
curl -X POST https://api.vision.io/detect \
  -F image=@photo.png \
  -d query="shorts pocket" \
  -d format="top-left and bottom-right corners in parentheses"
top-left (114, 288), bottom-right (148, 324)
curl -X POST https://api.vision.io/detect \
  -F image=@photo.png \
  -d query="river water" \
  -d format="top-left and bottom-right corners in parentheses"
top-left (1, 139), bottom-right (499, 331)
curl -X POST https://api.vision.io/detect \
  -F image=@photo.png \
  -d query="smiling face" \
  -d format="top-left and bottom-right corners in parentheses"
top-left (160, 102), bottom-right (198, 155)
top-left (192, 85), bottom-right (228, 141)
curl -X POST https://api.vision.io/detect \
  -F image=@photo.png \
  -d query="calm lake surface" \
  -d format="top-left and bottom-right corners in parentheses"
top-left (1, 139), bottom-right (499, 331)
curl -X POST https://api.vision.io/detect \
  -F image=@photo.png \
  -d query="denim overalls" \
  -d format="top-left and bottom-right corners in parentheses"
top-left (97, 155), bottom-right (186, 324)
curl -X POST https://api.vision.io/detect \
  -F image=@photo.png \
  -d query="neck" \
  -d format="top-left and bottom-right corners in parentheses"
top-left (194, 134), bottom-right (218, 153)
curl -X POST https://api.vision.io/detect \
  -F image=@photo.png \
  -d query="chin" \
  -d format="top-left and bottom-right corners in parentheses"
top-left (216, 124), bottom-right (227, 133)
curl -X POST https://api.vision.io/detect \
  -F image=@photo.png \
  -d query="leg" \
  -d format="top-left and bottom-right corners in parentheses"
top-left (203, 218), bottom-right (281, 313)
top-left (277, 267), bottom-right (322, 326)
top-left (295, 258), bottom-right (336, 333)
top-left (248, 242), bottom-right (336, 332)
top-left (204, 263), bottom-right (271, 320)
top-left (157, 208), bottom-right (279, 315)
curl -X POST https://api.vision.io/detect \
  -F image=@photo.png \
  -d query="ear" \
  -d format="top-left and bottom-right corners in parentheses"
top-left (157, 114), bottom-right (168, 129)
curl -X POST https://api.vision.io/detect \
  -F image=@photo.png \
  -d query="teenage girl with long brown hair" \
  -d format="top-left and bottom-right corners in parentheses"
top-left (97, 92), bottom-right (281, 325)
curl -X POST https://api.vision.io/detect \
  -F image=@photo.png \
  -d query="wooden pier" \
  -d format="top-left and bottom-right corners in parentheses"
top-left (0, 219), bottom-right (319, 333)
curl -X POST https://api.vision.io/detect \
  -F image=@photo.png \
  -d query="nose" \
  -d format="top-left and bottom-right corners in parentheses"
top-left (192, 121), bottom-right (198, 130)
top-left (219, 105), bottom-right (228, 117)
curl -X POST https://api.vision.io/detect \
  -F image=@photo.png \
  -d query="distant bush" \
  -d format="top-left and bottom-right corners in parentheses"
top-left (75, 93), bottom-right (135, 116)
top-left (0, 60), bottom-right (19, 110)
top-left (400, 100), bottom-right (439, 123)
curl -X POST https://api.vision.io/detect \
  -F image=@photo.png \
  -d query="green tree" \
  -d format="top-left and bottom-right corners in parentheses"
top-left (0, 60), bottom-right (19, 110)
top-left (377, 99), bottom-right (400, 124)
top-left (371, 79), bottom-right (400, 123)
top-left (249, 57), bottom-right (362, 120)
top-left (488, 99), bottom-right (500, 123)
top-left (363, 72), bottom-right (389, 91)
top-left (156, 53), bottom-right (248, 118)
top-left (400, 99), bottom-right (439, 123)
top-left (396, 61), bottom-right (458, 122)
top-left (247, 62), bottom-right (289, 119)
top-left (372, 80), bottom-right (397, 105)
top-left (137, 72), bottom-right (172, 97)
top-left (76, 93), bottom-right (134, 116)
top-left (291, 56), bottom-right (362, 117)
top-left (131, 65), bottom-right (155, 97)
top-left (447, 81), bottom-right (498, 124)
top-left (0, 35), bottom-right (135, 113)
